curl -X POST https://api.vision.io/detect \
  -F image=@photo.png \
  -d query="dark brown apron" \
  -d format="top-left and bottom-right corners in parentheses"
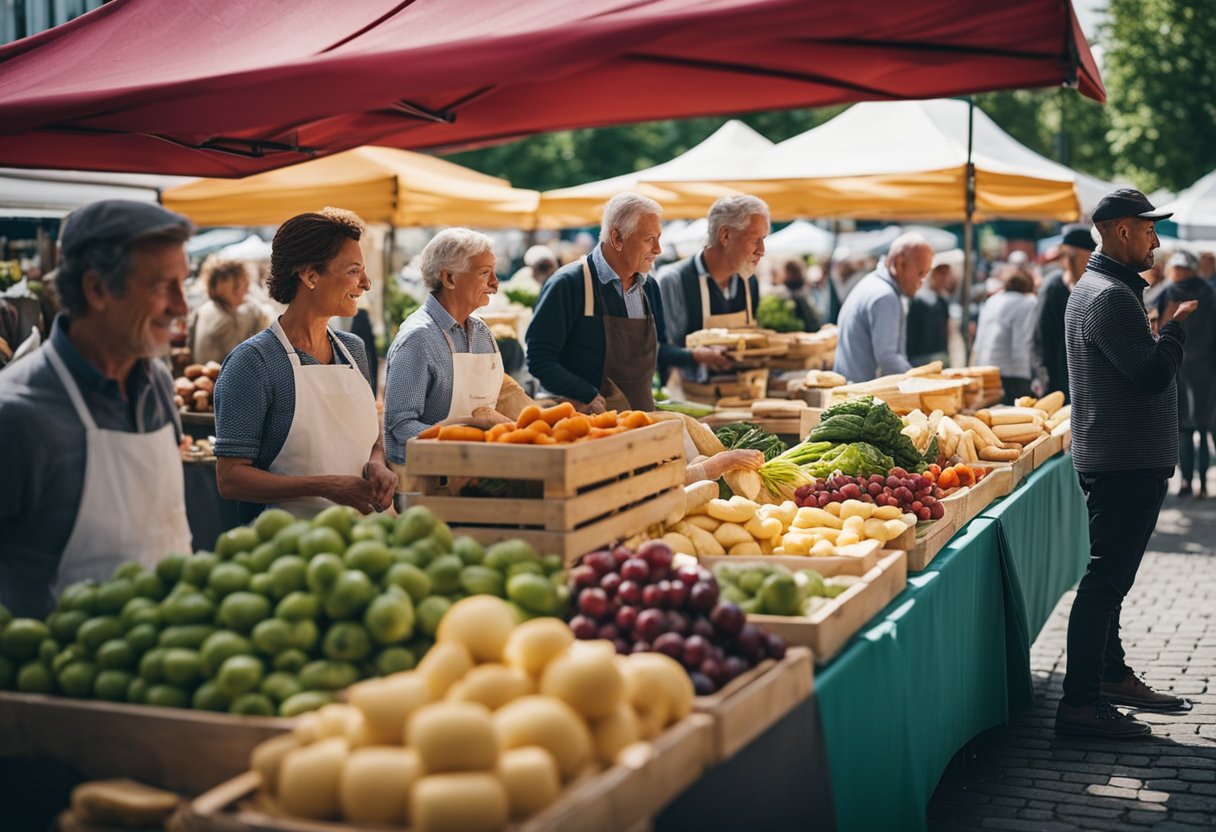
top-left (582, 257), bottom-right (657, 411)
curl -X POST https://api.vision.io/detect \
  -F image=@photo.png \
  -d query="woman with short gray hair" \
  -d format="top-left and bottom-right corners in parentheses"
top-left (384, 228), bottom-right (528, 470)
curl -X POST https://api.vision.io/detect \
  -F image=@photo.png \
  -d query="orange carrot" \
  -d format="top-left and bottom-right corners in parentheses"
top-left (540, 402), bottom-right (576, 425)
top-left (592, 410), bottom-right (619, 428)
top-left (437, 425), bottom-right (486, 442)
top-left (418, 424), bottom-right (442, 439)
top-left (532, 433), bottom-right (557, 445)
top-left (502, 429), bottom-right (536, 444)
top-left (938, 468), bottom-right (959, 489)
top-left (486, 423), bottom-right (513, 442)
top-left (554, 415), bottom-right (590, 438)
top-left (516, 404), bottom-right (542, 427)
top-left (526, 419), bottom-right (553, 435)
top-left (620, 410), bottom-right (652, 429)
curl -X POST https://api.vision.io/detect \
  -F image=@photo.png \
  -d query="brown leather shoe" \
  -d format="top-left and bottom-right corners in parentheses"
top-left (1101, 673), bottom-right (1188, 710)
top-left (1055, 699), bottom-right (1151, 738)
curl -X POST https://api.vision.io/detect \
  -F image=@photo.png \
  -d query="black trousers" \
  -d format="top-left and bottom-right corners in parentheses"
top-left (1062, 472), bottom-right (1168, 706)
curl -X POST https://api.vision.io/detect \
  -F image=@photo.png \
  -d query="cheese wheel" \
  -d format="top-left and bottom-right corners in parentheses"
top-left (408, 701), bottom-right (499, 773)
top-left (436, 596), bottom-right (517, 663)
top-left (497, 746), bottom-right (562, 820)
top-left (348, 672), bottom-right (432, 745)
top-left (447, 663), bottom-right (535, 711)
top-left (277, 737), bottom-right (349, 820)
top-left (502, 618), bottom-right (575, 679)
top-left (539, 648), bottom-right (625, 719)
top-left (412, 773), bottom-right (509, 832)
top-left (494, 696), bottom-right (592, 781)
top-left (340, 747), bottom-right (423, 825)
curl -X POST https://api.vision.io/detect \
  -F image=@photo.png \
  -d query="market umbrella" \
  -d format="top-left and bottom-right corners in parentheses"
top-left (1159, 169), bottom-right (1216, 241)
top-left (162, 146), bottom-right (539, 229)
top-left (0, 0), bottom-right (1103, 176)
top-left (764, 220), bottom-right (836, 258)
top-left (536, 121), bottom-right (773, 228)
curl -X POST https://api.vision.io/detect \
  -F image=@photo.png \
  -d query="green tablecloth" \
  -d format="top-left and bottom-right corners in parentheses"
top-left (815, 454), bottom-right (1090, 832)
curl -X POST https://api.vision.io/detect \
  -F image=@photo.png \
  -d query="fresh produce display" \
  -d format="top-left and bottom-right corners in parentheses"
top-left (900, 391), bottom-right (1068, 466)
top-left (755, 294), bottom-right (804, 332)
top-left (0, 506), bottom-right (569, 716)
top-left (809, 395), bottom-right (933, 473)
top-left (565, 542), bottom-right (787, 695)
top-left (800, 369), bottom-right (847, 388)
top-left (713, 562), bottom-right (860, 617)
top-left (794, 467), bottom-right (946, 521)
top-left (173, 361), bottom-right (221, 413)
top-left (416, 403), bottom-right (654, 444)
top-left (247, 596), bottom-right (693, 828)
top-left (775, 500), bottom-right (916, 554)
top-left (713, 422), bottom-right (787, 461)
top-left (654, 398), bottom-right (717, 419)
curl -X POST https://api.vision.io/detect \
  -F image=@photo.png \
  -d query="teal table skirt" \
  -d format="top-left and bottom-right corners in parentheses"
top-left (815, 454), bottom-right (1090, 832)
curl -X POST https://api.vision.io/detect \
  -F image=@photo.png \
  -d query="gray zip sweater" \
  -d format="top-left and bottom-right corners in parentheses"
top-left (1065, 252), bottom-right (1186, 476)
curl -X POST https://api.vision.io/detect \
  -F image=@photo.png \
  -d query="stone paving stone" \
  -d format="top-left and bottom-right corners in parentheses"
top-left (928, 482), bottom-right (1216, 832)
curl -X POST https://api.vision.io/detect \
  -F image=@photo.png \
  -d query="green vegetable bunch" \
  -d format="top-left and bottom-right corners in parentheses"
top-left (504, 288), bottom-right (539, 308)
top-left (714, 422), bottom-right (788, 461)
top-left (804, 442), bottom-right (894, 479)
top-left (755, 295), bottom-right (803, 333)
top-left (757, 440), bottom-right (833, 499)
top-left (810, 396), bottom-right (929, 472)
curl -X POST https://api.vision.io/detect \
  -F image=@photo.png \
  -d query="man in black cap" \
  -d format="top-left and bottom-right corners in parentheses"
top-left (0, 200), bottom-right (194, 618)
top-left (1035, 224), bottom-right (1096, 401)
top-left (1056, 189), bottom-right (1197, 738)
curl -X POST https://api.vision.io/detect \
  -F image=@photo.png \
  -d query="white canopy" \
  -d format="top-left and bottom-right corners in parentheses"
top-left (536, 120), bottom-right (774, 227)
top-left (763, 220), bottom-right (835, 258)
top-left (0, 168), bottom-right (192, 217)
top-left (1160, 169), bottom-right (1216, 241)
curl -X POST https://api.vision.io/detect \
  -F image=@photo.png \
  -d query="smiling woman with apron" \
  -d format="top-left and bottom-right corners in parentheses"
top-left (45, 343), bottom-right (192, 593)
top-left (582, 257), bottom-right (658, 412)
top-left (267, 320), bottom-right (380, 518)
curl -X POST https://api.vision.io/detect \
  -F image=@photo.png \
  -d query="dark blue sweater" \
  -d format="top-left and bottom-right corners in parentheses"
top-left (526, 257), bottom-right (695, 403)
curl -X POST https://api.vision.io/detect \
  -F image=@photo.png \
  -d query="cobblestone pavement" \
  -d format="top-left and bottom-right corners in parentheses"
top-left (928, 482), bottom-right (1216, 831)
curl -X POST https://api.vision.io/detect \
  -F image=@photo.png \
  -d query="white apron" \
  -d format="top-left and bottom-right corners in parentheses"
top-left (46, 343), bottom-right (191, 595)
top-left (436, 307), bottom-right (503, 419)
top-left (267, 320), bottom-right (379, 518)
top-left (699, 270), bottom-right (755, 330)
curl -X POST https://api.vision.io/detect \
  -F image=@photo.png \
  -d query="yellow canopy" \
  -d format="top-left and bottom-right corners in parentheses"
top-left (163, 146), bottom-right (539, 229)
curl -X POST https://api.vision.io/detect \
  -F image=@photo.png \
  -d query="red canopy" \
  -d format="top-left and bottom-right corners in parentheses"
top-left (0, 0), bottom-right (1104, 177)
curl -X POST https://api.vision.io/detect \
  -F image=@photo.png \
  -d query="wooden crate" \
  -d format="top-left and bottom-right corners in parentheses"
top-left (1010, 433), bottom-right (1052, 486)
top-left (698, 546), bottom-right (882, 578)
top-left (0, 692), bottom-right (291, 797)
top-left (177, 715), bottom-right (714, 832)
top-left (692, 647), bottom-right (814, 761)
top-left (1053, 420), bottom-right (1072, 452)
top-left (1032, 431), bottom-right (1064, 469)
top-left (733, 551), bottom-right (908, 665)
top-left (698, 408), bottom-right (818, 441)
top-left (402, 421), bottom-right (685, 563)
top-left (906, 487), bottom-right (970, 571)
top-left (961, 465), bottom-right (1015, 523)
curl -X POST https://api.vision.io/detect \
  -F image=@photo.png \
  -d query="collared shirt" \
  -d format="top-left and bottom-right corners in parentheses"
top-left (657, 250), bottom-right (745, 345)
top-left (213, 323), bottom-right (371, 520)
top-left (832, 264), bottom-right (911, 382)
top-left (382, 295), bottom-right (498, 464)
top-left (0, 314), bottom-right (180, 617)
top-left (973, 290), bottom-right (1038, 379)
top-left (591, 243), bottom-right (647, 319)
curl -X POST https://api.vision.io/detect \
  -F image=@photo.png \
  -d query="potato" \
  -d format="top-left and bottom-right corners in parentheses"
top-left (437, 596), bottom-right (517, 663)
top-left (192, 375), bottom-right (215, 394)
top-left (809, 539), bottom-right (836, 557)
top-left (340, 747), bottom-right (423, 825)
top-left (412, 773), bottom-right (509, 832)
top-left (842, 515), bottom-right (866, 535)
top-left (839, 500), bottom-right (874, 521)
top-left (539, 647), bottom-right (625, 719)
top-left (494, 696), bottom-right (592, 781)
top-left (836, 532), bottom-right (861, 546)
top-left (183, 363), bottom-right (205, 379)
top-left (497, 746), bottom-right (562, 820)
top-left (824, 501), bottom-right (843, 516)
top-left (408, 701), bottom-right (499, 773)
top-left (863, 518), bottom-right (892, 542)
top-left (780, 534), bottom-right (811, 555)
top-left (348, 672), bottom-right (433, 745)
top-left (417, 642), bottom-right (475, 698)
top-left (503, 618), bottom-right (575, 679)
top-left (589, 703), bottom-right (641, 765)
top-left (249, 734), bottom-right (300, 797)
top-left (173, 377), bottom-right (195, 397)
top-left (661, 532), bottom-right (697, 555)
top-left (712, 522), bottom-right (753, 549)
top-left (744, 515), bottom-right (783, 539)
top-left (684, 514), bottom-right (721, 532)
top-left (728, 540), bottom-right (763, 556)
top-left (792, 506), bottom-right (842, 530)
top-left (706, 497), bottom-right (755, 524)
top-left (872, 505), bottom-right (903, 521)
top-left (682, 524), bottom-right (725, 556)
top-left (885, 519), bottom-right (912, 540)
top-left (444, 664), bottom-right (535, 713)
top-left (767, 501), bottom-right (798, 527)
top-left (278, 737), bottom-right (349, 820)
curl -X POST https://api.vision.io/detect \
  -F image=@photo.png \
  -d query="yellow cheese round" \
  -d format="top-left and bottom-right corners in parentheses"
top-left (340, 746), bottom-right (423, 825)
top-left (539, 647), bottom-right (625, 719)
top-left (436, 595), bottom-right (517, 663)
top-left (496, 746), bottom-right (562, 820)
top-left (494, 695), bottom-right (592, 781)
top-left (590, 703), bottom-right (641, 765)
top-left (417, 642), bottom-right (475, 698)
top-left (348, 672), bottom-right (433, 745)
top-left (447, 663), bottom-right (535, 711)
top-left (408, 701), bottom-right (499, 773)
top-left (412, 772), bottom-right (509, 832)
top-left (277, 737), bottom-right (349, 820)
top-left (502, 618), bottom-right (575, 678)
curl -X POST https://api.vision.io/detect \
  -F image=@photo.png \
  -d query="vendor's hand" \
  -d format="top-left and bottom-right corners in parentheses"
top-left (325, 475), bottom-right (383, 515)
top-left (1165, 299), bottom-right (1198, 324)
top-left (365, 461), bottom-right (398, 511)
top-left (692, 345), bottom-right (733, 373)
top-left (723, 449), bottom-right (765, 471)
top-left (471, 406), bottom-right (513, 425)
top-left (582, 395), bottom-right (607, 415)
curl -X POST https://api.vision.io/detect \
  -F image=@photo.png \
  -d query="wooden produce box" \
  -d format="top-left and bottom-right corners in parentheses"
top-left (699, 545), bottom-right (883, 578)
top-left (904, 487), bottom-right (970, 572)
top-left (698, 408), bottom-right (819, 441)
top-left (961, 465), bottom-right (1015, 523)
top-left (681, 369), bottom-right (769, 405)
top-left (1032, 430), bottom-right (1064, 470)
top-left (1010, 433), bottom-right (1053, 487)
top-left (177, 715), bottom-right (714, 832)
top-left (0, 692), bottom-right (291, 796)
top-left (1053, 419), bottom-right (1072, 452)
top-left (692, 647), bottom-right (814, 761)
top-left (717, 552), bottom-right (907, 666)
top-left (402, 421), bottom-right (686, 563)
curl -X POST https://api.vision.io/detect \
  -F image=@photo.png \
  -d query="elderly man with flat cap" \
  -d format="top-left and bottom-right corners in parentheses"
top-left (0, 200), bottom-right (194, 618)
top-left (1057, 189), bottom-right (1197, 738)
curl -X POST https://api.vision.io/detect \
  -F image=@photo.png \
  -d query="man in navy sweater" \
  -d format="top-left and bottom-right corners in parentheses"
top-left (526, 193), bottom-right (725, 412)
top-left (1057, 189), bottom-right (1197, 738)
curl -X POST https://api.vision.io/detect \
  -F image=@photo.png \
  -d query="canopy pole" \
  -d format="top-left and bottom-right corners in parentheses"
top-left (960, 96), bottom-right (976, 366)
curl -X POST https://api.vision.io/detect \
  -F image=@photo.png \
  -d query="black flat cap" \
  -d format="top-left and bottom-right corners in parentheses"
top-left (59, 199), bottom-right (193, 259)
top-left (1060, 224), bottom-right (1096, 251)
top-left (1091, 188), bottom-right (1172, 223)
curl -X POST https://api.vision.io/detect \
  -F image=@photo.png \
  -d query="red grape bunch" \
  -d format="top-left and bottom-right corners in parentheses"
top-left (793, 467), bottom-right (945, 521)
